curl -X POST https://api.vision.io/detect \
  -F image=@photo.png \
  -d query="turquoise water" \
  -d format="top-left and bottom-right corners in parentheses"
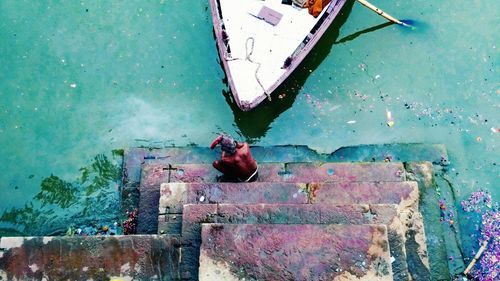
top-left (0, 0), bottom-right (497, 244)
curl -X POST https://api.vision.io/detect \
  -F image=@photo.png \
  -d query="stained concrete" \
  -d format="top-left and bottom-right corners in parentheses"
top-left (0, 235), bottom-right (181, 280)
top-left (199, 224), bottom-right (392, 281)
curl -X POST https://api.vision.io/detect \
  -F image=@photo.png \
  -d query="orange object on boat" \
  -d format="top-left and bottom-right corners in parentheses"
top-left (304, 0), bottom-right (332, 17)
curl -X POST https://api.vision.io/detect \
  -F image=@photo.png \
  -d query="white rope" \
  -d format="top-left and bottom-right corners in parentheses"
top-left (245, 37), bottom-right (271, 101)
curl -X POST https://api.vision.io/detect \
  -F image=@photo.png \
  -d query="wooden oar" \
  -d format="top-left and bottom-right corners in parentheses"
top-left (356, 0), bottom-right (412, 27)
top-left (463, 240), bottom-right (489, 275)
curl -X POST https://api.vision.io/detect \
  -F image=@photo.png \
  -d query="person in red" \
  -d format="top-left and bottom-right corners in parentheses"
top-left (210, 134), bottom-right (258, 182)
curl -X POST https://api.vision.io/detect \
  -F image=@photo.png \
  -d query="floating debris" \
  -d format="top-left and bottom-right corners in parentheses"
top-left (460, 191), bottom-right (499, 280)
top-left (70, 83), bottom-right (77, 88)
top-left (347, 120), bottom-right (356, 124)
top-left (386, 110), bottom-right (394, 127)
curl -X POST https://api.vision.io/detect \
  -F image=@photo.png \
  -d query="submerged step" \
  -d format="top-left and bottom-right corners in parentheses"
top-left (199, 224), bottom-right (393, 281)
top-left (0, 235), bottom-right (181, 280)
top-left (179, 204), bottom-right (418, 281)
top-left (158, 181), bottom-right (418, 215)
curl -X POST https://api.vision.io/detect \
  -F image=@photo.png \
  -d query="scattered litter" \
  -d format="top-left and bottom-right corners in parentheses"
top-left (199, 196), bottom-right (205, 202)
top-left (476, 136), bottom-right (482, 142)
top-left (70, 83), bottom-right (77, 88)
top-left (460, 190), bottom-right (499, 280)
top-left (375, 74), bottom-right (381, 79)
top-left (347, 120), bottom-right (356, 124)
top-left (386, 110), bottom-right (395, 127)
top-left (327, 168), bottom-right (334, 175)
top-left (390, 256), bottom-right (396, 263)
top-left (491, 127), bottom-right (500, 133)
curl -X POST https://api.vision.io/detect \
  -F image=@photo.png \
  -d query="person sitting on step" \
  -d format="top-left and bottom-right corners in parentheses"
top-left (210, 134), bottom-right (258, 182)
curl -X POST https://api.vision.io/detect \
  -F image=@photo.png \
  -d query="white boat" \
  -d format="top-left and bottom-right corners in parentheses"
top-left (209, 0), bottom-right (348, 111)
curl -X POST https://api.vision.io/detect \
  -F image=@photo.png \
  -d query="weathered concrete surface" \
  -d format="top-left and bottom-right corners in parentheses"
top-left (405, 162), bottom-right (454, 280)
top-left (285, 162), bottom-right (406, 182)
top-left (137, 163), bottom-right (170, 234)
top-left (199, 224), bottom-right (393, 281)
top-left (158, 181), bottom-right (418, 214)
top-left (159, 182), bottom-right (309, 214)
top-left (0, 235), bottom-right (181, 281)
top-left (328, 143), bottom-right (449, 165)
top-left (179, 204), bottom-right (414, 281)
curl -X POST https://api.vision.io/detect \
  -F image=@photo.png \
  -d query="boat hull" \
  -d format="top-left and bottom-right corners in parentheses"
top-left (210, 0), bottom-right (347, 111)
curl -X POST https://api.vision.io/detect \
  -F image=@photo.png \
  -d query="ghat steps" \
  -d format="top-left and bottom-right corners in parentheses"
top-left (0, 145), bottom-right (456, 280)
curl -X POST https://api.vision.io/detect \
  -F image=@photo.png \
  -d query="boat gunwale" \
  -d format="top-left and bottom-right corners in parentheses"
top-left (210, 0), bottom-right (347, 111)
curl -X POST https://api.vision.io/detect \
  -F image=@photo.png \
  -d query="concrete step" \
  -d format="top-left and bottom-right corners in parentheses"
top-left (199, 224), bottom-right (393, 281)
top-left (178, 203), bottom-right (426, 281)
top-left (158, 181), bottom-right (418, 215)
top-left (137, 162), bottom-right (406, 234)
top-left (0, 235), bottom-right (181, 280)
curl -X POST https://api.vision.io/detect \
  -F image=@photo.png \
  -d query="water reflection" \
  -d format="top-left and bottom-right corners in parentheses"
top-left (223, 1), bottom-right (358, 141)
top-left (0, 152), bottom-right (122, 236)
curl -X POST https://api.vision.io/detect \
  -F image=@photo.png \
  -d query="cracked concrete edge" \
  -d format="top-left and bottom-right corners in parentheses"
top-left (404, 161), bottom-right (456, 280)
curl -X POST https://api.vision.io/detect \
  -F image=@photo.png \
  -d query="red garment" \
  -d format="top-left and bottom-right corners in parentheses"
top-left (304, 0), bottom-right (332, 17)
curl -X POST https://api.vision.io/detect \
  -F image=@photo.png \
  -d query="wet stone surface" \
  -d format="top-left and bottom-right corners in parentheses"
top-left (0, 235), bottom-right (181, 280)
top-left (199, 224), bottom-right (393, 281)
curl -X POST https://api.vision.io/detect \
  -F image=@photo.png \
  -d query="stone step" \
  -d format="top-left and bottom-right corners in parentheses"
top-left (0, 235), bottom-right (181, 280)
top-left (123, 145), bottom-right (325, 187)
top-left (164, 162), bottom-right (407, 183)
top-left (158, 181), bottom-right (418, 215)
top-left (199, 224), bottom-right (393, 281)
top-left (123, 144), bottom-right (446, 188)
top-left (137, 162), bottom-right (406, 234)
top-left (178, 203), bottom-right (427, 281)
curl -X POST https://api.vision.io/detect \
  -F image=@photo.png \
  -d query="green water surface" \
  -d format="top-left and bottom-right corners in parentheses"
top-left (0, 0), bottom-right (498, 252)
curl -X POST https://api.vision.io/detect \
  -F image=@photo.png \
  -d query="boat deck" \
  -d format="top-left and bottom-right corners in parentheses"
top-left (218, 0), bottom-right (327, 106)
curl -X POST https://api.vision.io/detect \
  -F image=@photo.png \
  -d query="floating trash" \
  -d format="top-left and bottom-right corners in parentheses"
top-left (460, 190), bottom-right (499, 280)
top-left (386, 110), bottom-right (395, 127)
top-left (347, 120), bottom-right (356, 124)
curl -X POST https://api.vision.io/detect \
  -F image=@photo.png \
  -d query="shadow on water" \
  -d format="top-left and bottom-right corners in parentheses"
top-left (221, 0), bottom-right (359, 142)
top-left (334, 21), bottom-right (392, 44)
